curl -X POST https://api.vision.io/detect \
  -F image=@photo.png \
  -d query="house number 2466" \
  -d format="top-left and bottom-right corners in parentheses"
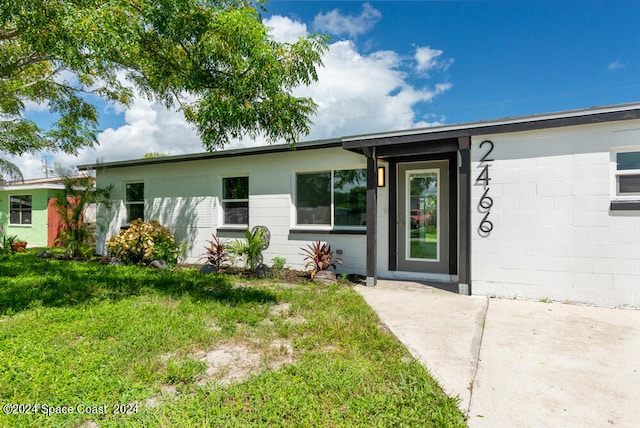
top-left (476, 140), bottom-right (494, 236)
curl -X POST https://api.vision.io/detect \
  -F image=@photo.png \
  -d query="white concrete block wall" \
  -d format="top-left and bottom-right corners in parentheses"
top-left (471, 120), bottom-right (640, 307)
top-left (95, 147), bottom-right (367, 272)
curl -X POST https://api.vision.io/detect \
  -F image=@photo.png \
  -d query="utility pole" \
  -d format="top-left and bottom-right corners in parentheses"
top-left (41, 157), bottom-right (54, 178)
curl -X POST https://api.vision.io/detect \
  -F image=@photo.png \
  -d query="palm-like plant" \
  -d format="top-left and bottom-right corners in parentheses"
top-left (228, 227), bottom-right (268, 271)
top-left (53, 173), bottom-right (112, 258)
top-left (0, 158), bottom-right (23, 182)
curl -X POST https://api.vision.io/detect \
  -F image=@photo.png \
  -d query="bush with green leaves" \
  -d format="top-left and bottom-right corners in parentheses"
top-left (0, 234), bottom-right (17, 255)
top-left (271, 256), bottom-right (286, 270)
top-left (107, 219), bottom-right (181, 264)
top-left (228, 227), bottom-right (268, 270)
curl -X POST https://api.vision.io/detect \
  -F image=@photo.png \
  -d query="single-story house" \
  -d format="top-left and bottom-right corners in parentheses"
top-left (79, 102), bottom-right (640, 307)
top-left (0, 176), bottom-right (97, 248)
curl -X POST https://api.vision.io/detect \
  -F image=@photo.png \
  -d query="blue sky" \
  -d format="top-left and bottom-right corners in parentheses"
top-left (267, 0), bottom-right (640, 123)
top-left (18, 0), bottom-right (640, 177)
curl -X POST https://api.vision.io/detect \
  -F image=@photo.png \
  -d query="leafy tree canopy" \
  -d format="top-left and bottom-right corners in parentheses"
top-left (0, 0), bottom-right (328, 180)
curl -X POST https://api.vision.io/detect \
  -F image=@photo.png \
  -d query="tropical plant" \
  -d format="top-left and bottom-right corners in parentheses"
top-left (53, 173), bottom-right (112, 258)
top-left (201, 234), bottom-right (229, 270)
top-left (270, 256), bottom-right (287, 278)
top-left (228, 228), bottom-right (268, 271)
top-left (301, 241), bottom-right (342, 279)
top-left (271, 256), bottom-right (287, 271)
top-left (107, 219), bottom-right (181, 264)
top-left (0, 234), bottom-right (17, 255)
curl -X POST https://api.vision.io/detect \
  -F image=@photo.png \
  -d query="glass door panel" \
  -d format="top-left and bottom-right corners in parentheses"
top-left (407, 169), bottom-right (439, 261)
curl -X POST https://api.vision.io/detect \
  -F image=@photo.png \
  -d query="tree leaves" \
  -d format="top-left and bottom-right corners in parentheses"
top-left (1, 0), bottom-right (328, 178)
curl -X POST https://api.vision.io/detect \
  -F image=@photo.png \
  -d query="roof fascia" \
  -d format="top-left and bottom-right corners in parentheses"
top-left (0, 184), bottom-right (65, 191)
top-left (78, 139), bottom-right (343, 171)
top-left (343, 105), bottom-right (640, 151)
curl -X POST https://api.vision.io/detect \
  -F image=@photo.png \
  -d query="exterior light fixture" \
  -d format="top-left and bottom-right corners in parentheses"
top-left (377, 166), bottom-right (386, 187)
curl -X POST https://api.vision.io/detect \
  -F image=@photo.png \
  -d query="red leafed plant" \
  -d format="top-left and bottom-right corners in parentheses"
top-left (301, 241), bottom-right (342, 279)
top-left (201, 234), bottom-right (228, 270)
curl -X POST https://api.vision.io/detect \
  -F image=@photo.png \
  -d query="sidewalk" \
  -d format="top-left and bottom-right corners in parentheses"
top-left (355, 280), bottom-right (640, 427)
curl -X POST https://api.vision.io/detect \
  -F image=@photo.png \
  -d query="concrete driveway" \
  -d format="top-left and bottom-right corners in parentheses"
top-left (355, 280), bottom-right (640, 427)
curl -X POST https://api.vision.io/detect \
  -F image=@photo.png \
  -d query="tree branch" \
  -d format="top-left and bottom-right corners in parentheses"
top-left (0, 28), bottom-right (21, 41)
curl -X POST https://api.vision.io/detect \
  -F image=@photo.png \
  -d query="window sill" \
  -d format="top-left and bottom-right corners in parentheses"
top-left (610, 200), bottom-right (640, 211)
top-left (289, 228), bottom-right (366, 235)
top-left (8, 224), bottom-right (32, 227)
top-left (217, 226), bottom-right (249, 231)
top-left (216, 227), bottom-right (249, 237)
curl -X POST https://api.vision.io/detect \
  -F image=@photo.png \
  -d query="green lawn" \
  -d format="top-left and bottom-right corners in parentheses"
top-left (410, 225), bottom-right (438, 259)
top-left (0, 250), bottom-right (465, 427)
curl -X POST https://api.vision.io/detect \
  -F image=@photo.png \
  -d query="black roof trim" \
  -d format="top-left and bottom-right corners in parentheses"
top-left (78, 103), bottom-right (640, 170)
top-left (78, 139), bottom-right (342, 171)
top-left (343, 105), bottom-right (640, 151)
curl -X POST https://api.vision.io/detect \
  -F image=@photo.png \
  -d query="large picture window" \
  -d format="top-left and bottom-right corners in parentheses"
top-left (9, 195), bottom-right (32, 225)
top-left (125, 182), bottom-right (144, 222)
top-left (615, 151), bottom-right (640, 197)
top-left (222, 176), bottom-right (249, 226)
top-left (296, 169), bottom-right (366, 228)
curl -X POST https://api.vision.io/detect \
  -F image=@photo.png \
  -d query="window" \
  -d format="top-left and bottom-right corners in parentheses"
top-left (125, 182), bottom-right (144, 222)
top-left (615, 151), bottom-right (640, 197)
top-left (296, 169), bottom-right (366, 228)
top-left (9, 195), bottom-right (32, 225)
top-left (222, 176), bottom-right (249, 226)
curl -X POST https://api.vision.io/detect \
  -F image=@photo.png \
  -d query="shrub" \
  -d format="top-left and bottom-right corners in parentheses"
top-left (271, 256), bottom-right (286, 270)
top-left (228, 227), bottom-right (268, 270)
top-left (0, 234), bottom-right (17, 255)
top-left (201, 234), bottom-right (229, 270)
top-left (301, 241), bottom-right (342, 279)
top-left (107, 219), bottom-right (181, 264)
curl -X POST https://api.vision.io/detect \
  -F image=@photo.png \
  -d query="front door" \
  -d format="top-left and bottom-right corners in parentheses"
top-left (397, 161), bottom-right (449, 273)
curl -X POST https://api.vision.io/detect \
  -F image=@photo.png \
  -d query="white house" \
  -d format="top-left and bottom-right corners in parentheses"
top-left (79, 102), bottom-right (640, 308)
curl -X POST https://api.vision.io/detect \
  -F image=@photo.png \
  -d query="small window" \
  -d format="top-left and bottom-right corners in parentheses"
top-left (222, 177), bottom-right (248, 225)
top-left (296, 168), bottom-right (366, 228)
top-left (125, 182), bottom-right (144, 222)
top-left (9, 195), bottom-right (32, 225)
top-left (615, 151), bottom-right (640, 197)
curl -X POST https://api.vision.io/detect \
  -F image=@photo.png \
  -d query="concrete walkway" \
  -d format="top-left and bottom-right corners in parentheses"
top-left (355, 280), bottom-right (640, 427)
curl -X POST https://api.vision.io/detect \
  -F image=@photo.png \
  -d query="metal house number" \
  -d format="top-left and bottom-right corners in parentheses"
top-left (477, 140), bottom-right (494, 236)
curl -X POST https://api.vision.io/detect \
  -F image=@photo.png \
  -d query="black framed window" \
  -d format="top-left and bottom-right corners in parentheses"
top-left (222, 176), bottom-right (249, 225)
top-left (9, 195), bottom-right (32, 225)
top-left (296, 169), bottom-right (366, 227)
top-left (616, 151), bottom-right (640, 196)
top-left (125, 182), bottom-right (144, 222)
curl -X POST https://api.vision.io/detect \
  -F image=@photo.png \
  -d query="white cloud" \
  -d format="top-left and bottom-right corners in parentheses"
top-left (294, 40), bottom-right (452, 140)
top-left (23, 100), bottom-right (50, 113)
top-left (415, 46), bottom-right (443, 72)
top-left (415, 46), bottom-right (454, 75)
top-left (313, 3), bottom-right (381, 38)
top-left (11, 88), bottom-right (203, 179)
top-left (264, 15), bottom-right (308, 43)
top-left (608, 60), bottom-right (627, 71)
top-left (9, 13), bottom-right (453, 179)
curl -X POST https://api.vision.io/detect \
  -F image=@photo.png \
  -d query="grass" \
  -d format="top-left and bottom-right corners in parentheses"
top-left (0, 250), bottom-right (465, 427)
top-left (410, 225), bottom-right (438, 259)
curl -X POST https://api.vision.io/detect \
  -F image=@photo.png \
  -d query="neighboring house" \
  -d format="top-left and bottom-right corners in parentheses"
top-left (79, 102), bottom-right (640, 307)
top-left (0, 176), bottom-right (96, 248)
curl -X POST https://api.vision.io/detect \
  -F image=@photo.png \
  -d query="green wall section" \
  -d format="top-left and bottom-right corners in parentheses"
top-left (0, 189), bottom-right (60, 248)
